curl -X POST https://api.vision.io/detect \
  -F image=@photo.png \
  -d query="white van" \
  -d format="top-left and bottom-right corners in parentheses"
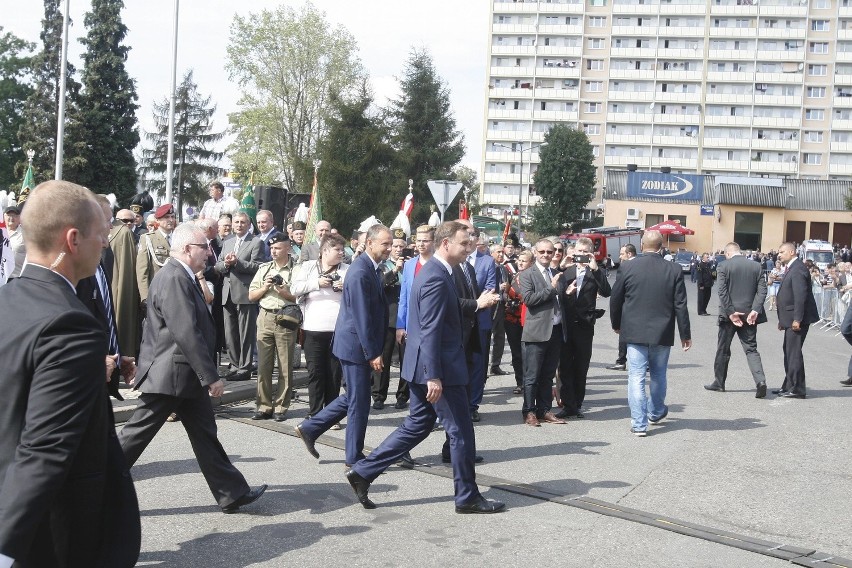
top-left (801, 240), bottom-right (835, 271)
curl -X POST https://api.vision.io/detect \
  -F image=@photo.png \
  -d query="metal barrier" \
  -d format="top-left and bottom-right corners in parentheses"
top-left (817, 287), bottom-right (838, 330)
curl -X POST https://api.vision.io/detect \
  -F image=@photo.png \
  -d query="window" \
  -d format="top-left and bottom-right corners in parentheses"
top-left (589, 16), bottom-right (606, 28)
top-left (811, 20), bottom-right (829, 32)
top-left (808, 87), bottom-right (826, 98)
top-left (585, 102), bottom-right (601, 113)
top-left (587, 59), bottom-right (604, 70)
top-left (806, 131), bottom-right (824, 143)
top-left (589, 0), bottom-right (607, 6)
top-left (588, 38), bottom-right (605, 49)
top-left (810, 42), bottom-right (829, 54)
top-left (586, 81), bottom-right (603, 92)
top-left (814, 0), bottom-right (830, 7)
top-left (734, 212), bottom-right (763, 251)
top-left (584, 124), bottom-right (601, 135)
top-left (806, 109), bottom-right (825, 120)
top-left (803, 153), bottom-right (822, 165)
top-left (809, 64), bottom-right (827, 76)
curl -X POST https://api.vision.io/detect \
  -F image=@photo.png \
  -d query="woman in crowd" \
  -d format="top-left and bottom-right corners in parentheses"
top-left (505, 249), bottom-right (533, 395)
top-left (291, 233), bottom-right (349, 423)
top-left (767, 260), bottom-right (782, 311)
top-left (550, 240), bottom-right (565, 274)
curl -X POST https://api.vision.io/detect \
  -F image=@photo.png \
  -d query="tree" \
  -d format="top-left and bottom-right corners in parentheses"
top-left (389, 48), bottom-right (465, 224)
top-left (531, 124), bottom-right (596, 235)
top-left (226, 2), bottom-right (365, 192)
top-left (316, 83), bottom-right (398, 232)
top-left (0, 29), bottom-right (34, 191)
top-left (451, 165), bottom-right (481, 218)
top-left (17, 0), bottom-right (84, 185)
top-left (76, 0), bottom-right (139, 204)
top-left (139, 70), bottom-right (224, 211)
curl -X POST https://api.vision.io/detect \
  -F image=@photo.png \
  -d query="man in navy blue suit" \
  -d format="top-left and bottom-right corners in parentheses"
top-left (295, 224), bottom-right (392, 466)
top-left (343, 222), bottom-right (506, 514)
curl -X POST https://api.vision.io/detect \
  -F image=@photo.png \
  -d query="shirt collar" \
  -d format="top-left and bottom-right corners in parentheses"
top-left (434, 254), bottom-right (454, 275)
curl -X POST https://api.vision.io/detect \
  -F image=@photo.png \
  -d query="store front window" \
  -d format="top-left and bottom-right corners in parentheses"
top-left (734, 212), bottom-right (763, 251)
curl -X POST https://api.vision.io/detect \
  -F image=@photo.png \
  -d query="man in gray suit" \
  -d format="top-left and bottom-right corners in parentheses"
top-left (704, 242), bottom-right (768, 398)
top-left (119, 223), bottom-right (267, 514)
top-left (215, 212), bottom-right (264, 381)
top-left (518, 239), bottom-right (568, 427)
top-left (610, 231), bottom-right (691, 437)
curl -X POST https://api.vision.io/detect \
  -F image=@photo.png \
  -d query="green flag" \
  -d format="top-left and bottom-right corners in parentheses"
top-left (239, 182), bottom-right (257, 228)
top-left (19, 164), bottom-right (35, 205)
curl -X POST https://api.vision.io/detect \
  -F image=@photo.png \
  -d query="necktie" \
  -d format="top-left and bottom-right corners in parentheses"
top-left (96, 265), bottom-right (119, 357)
top-left (234, 237), bottom-right (241, 256)
top-left (208, 240), bottom-right (217, 263)
top-left (547, 267), bottom-right (560, 315)
top-left (463, 263), bottom-right (475, 297)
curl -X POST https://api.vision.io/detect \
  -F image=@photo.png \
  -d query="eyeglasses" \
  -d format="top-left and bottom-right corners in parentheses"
top-left (117, 218), bottom-right (135, 224)
top-left (536, 249), bottom-right (555, 255)
top-left (188, 243), bottom-right (209, 248)
top-left (415, 239), bottom-right (433, 244)
top-left (553, 248), bottom-right (564, 253)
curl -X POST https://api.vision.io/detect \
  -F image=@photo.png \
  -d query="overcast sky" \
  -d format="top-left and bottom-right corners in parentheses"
top-left (6, 0), bottom-right (489, 183)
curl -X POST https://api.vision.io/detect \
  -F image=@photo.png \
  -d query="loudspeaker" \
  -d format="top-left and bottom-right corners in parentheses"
top-left (254, 186), bottom-right (287, 227)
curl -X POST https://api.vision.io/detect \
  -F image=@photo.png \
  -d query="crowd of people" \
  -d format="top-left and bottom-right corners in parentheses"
top-left (2, 179), bottom-right (850, 565)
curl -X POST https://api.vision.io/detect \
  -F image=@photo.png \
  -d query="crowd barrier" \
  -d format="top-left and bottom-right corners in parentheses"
top-left (810, 285), bottom-right (850, 335)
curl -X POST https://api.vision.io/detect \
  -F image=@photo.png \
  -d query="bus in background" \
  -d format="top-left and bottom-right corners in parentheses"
top-left (560, 226), bottom-right (643, 264)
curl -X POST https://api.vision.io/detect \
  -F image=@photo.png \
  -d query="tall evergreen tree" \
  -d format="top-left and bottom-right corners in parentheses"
top-left (389, 48), bottom-right (465, 223)
top-left (139, 70), bottom-right (224, 211)
top-left (77, 0), bottom-right (139, 204)
top-left (17, 0), bottom-right (84, 185)
top-left (0, 28), bottom-right (35, 191)
top-left (531, 124), bottom-right (596, 235)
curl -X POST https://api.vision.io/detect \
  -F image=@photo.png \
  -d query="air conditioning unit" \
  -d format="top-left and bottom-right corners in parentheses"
top-left (626, 207), bottom-right (640, 220)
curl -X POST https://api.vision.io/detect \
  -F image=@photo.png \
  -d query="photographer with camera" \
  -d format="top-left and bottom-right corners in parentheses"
top-left (555, 237), bottom-right (612, 420)
top-left (248, 233), bottom-right (299, 421)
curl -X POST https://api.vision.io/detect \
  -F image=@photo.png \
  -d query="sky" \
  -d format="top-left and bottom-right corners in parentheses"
top-left (5, 0), bottom-right (490, 183)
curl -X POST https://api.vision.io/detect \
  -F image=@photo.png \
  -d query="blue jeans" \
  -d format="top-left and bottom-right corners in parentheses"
top-left (626, 344), bottom-right (671, 431)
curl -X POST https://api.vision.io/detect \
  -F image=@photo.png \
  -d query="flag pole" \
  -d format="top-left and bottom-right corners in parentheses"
top-left (165, 0), bottom-right (180, 205)
top-left (54, 0), bottom-right (71, 180)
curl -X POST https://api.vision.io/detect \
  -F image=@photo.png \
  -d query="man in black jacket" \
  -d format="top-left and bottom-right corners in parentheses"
top-left (696, 252), bottom-right (715, 315)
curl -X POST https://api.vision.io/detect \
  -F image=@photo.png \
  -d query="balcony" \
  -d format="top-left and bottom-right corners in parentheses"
top-left (709, 27), bottom-right (757, 39)
top-left (537, 24), bottom-right (584, 36)
top-left (611, 4), bottom-right (662, 14)
top-left (609, 68), bottom-right (657, 80)
top-left (485, 172), bottom-right (522, 184)
top-left (837, 51), bottom-right (852, 63)
top-left (702, 137), bottom-right (745, 149)
top-left (654, 113), bottom-right (701, 125)
top-left (492, 23), bottom-right (538, 35)
top-left (537, 2), bottom-right (584, 14)
top-left (491, 45), bottom-right (538, 56)
top-left (654, 91), bottom-right (700, 103)
top-left (757, 27), bottom-right (807, 40)
top-left (756, 49), bottom-right (805, 62)
top-left (705, 71), bottom-right (754, 83)
top-left (610, 25), bottom-right (661, 37)
top-left (708, 49), bottom-right (754, 61)
top-left (658, 5), bottom-right (706, 16)
top-left (833, 119), bottom-right (852, 130)
top-left (750, 138), bottom-right (799, 151)
top-left (754, 71), bottom-right (804, 84)
top-left (829, 163), bottom-right (852, 175)
top-left (534, 87), bottom-right (580, 100)
top-left (759, 6), bottom-right (807, 17)
top-left (752, 116), bottom-right (801, 128)
top-left (660, 26), bottom-right (706, 37)
top-left (537, 46), bottom-right (583, 58)
top-left (709, 5), bottom-right (757, 16)
top-left (606, 112), bottom-right (651, 124)
top-left (834, 95), bottom-right (852, 108)
top-left (701, 159), bottom-right (750, 172)
top-left (704, 115), bottom-right (752, 127)
top-left (488, 87), bottom-right (535, 98)
top-left (610, 47), bottom-right (656, 58)
top-left (649, 157), bottom-right (698, 170)
top-left (492, 2), bottom-right (541, 14)
top-left (604, 155), bottom-right (651, 168)
top-left (487, 129), bottom-right (537, 142)
top-left (750, 161), bottom-right (798, 174)
top-left (490, 65), bottom-right (538, 78)
top-left (753, 94), bottom-right (802, 106)
top-left (608, 90), bottom-right (654, 102)
top-left (536, 66), bottom-right (581, 78)
top-left (839, 29), bottom-right (852, 41)
top-left (830, 142), bottom-right (852, 153)
top-left (487, 109), bottom-right (533, 120)
top-left (534, 109), bottom-right (579, 121)
top-left (606, 133), bottom-right (650, 144)
top-left (705, 93), bottom-right (751, 104)
top-left (657, 47), bottom-right (704, 59)
top-left (654, 70), bottom-right (703, 81)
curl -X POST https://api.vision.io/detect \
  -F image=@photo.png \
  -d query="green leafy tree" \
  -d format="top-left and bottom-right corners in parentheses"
top-left (76, 0), bottom-right (139, 204)
top-left (316, 83), bottom-right (398, 232)
top-left (139, 70), bottom-right (224, 212)
top-left (226, 2), bottom-right (365, 193)
top-left (17, 0), bottom-right (84, 185)
top-left (531, 124), bottom-right (596, 235)
top-left (0, 29), bottom-right (34, 191)
top-left (389, 48), bottom-right (465, 224)
top-left (451, 164), bottom-right (481, 218)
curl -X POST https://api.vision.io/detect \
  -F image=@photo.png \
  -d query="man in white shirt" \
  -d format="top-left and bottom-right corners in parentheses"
top-left (199, 181), bottom-right (239, 221)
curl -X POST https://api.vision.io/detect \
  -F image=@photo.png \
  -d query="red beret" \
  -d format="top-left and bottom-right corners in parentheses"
top-left (154, 204), bottom-right (174, 218)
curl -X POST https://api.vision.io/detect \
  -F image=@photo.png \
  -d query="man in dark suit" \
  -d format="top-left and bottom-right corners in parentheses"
top-left (119, 222), bottom-right (267, 513)
top-left (296, 225), bottom-right (392, 466)
top-left (696, 252), bottom-right (715, 315)
top-left (518, 239), bottom-right (569, 427)
top-left (198, 217), bottom-right (225, 357)
top-left (215, 211), bottom-right (265, 381)
top-left (704, 242), bottom-right (769, 398)
top-left (255, 209), bottom-right (281, 262)
top-left (773, 241), bottom-right (820, 398)
top-left (556, 236), bottom-right (611, 419)
top-left (343, 222), bottom-right (505, 514)
top-left (0, 181), bottom-right (140, 567)
top-left (465, 228), bottom-right (497, 421)
top-left (610, 230), bottom-right (691, 437)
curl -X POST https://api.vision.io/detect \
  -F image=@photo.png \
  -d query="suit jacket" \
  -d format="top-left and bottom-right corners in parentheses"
top-left (717, 254), bottom-right (768, 325)
top-left (258, 228), bottom-right (281, 262)
top-left (136, 230), bottom-right (171, 301)
top-left (134, 259), bottom-right (220, 397)
top-left (396, 254), bottom-right (421, 331)
top-left (453, 262), bottom-right (481, 354)
top-left (776, 258), bottom-right (820, 328)
top-left (557, 264), bottom-right (612, 333)
top-left (331, 253), bottom-right (388, 363)
top-left (0, 266), bottom-right (140, 567)
top-left (696, 260), bottom-right (715, 287)
top-left (109, 220), bottom-right (140, 358)
top-left (401, 258), bottom-right (468, 386)
top-left (215, 232), bottom-right (264, 304)
top-left (519, 262), bottom-right (560, 343)
top-left (470, 251), bottom-right (497, 331)
top-left (299, 241), bottom-right (320, 264)
top-left (610, 252), bottom-right (691, 346)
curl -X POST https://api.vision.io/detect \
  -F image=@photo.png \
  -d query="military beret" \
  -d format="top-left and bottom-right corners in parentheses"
top-left (4, 206), bottom-right (21, 215)
top-left (154, 204), bottom-right (174, 219)
top-left (292, 221), bottom-right (306, 231)
top-left (392, 228), bottom-right (406, 240)
top-left (268, 232), bottom-right (290, 245)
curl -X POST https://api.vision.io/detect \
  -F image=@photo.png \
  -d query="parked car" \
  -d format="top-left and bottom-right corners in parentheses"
top-left (674, 251), bottom-right (695, 273)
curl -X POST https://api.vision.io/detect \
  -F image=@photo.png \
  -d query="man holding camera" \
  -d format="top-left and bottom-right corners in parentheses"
top-left (556, 237), bottom-right (612, 419)
top-left (248, 233), bottom-right (298, 421)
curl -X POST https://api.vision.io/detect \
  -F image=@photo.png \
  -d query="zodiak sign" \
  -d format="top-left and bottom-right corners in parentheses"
top-left (626, 172), bottom-right (704, 201)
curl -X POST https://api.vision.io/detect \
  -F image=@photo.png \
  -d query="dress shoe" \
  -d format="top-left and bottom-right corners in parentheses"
top-left (780, 392), bottom-right (806, 399)
top-left (607, 363), bottom-right (626, 371)
top-left (273, 413), bottom-right (287, 422)
top-left (540, 411), bottom-right (567, 424)
top-left (372, 400), bottom-right (385, 410)
top-left (512, 386), bottom-right (522, 394)
top-left (471, 410), bottom-right (481, 422)
top-left (771, 388), bottom-right (788, 395)
top-left (630, 428), bottom-right (647, 437)
top-left (649, 406), bottom-right (668, 425)
top-left (755, 382), bottom-right (767, 399)
top-left (703, 383), bottom-right (725, 392)
top-left (221, 484), bottom-right (268, 514)
top-left (442, 454), bottom-right (484, 464)
top-left (394, 399), bottom-right (408, 409)
top-left (455, 496), bottom-right (506, 514)
top-left (555, 410), bottom-right (584, 420)
top-left (230, 372), bottom-right (251, 382)
top-left (221, 369), bottom-right (237, 379)
top-left (345, 469), bottom-right (376, 509)
top-left (166, 412), bottom-right (180, 422)
top-left (330, 423), bottom-right (342, 430)
top-left (396, 452), bottom-right (415, 469)
top-left (490, 366), bottom-right (507, 376)
top-left (251, 411), bottom-right (272, 420)
top-left (524, 412), bottom-right (541, 427)
top-left (840, 377), bottom-right (852, 386)
top-left (295, 424), bottom-right (320, 459)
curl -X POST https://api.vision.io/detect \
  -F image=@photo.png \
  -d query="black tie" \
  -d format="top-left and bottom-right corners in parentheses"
top-left (96, 265), bottom-right (119, 357)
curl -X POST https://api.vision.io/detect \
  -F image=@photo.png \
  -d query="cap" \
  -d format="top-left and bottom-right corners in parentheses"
top-left (292, 221), bottom-right (306, 231)
top-left (154, 204), bottom-right (174, 219)
top-left (4, 206), bottom-right (21, 215)
top-left (268, 232), bottom-right (290, 245)
top-left (392, 228), bottom-right (406, 240)
top-left (503, 233), bottom-right (520, 247)
top-left (130, 204), bottom-right (142, 214)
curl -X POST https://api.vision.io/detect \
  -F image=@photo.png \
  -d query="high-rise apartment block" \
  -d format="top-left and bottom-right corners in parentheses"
top-left (481, 0), bottom-right (852, 219)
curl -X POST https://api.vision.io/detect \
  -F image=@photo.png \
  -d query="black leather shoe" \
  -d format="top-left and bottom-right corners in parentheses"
top-left (251, 411), bottom-right (272, 420)
top-left (703, 383), bottom-right (725, 392)
top-left (396, 452), bottom-right (415, 469)
top-left (221, 369), bottom-right (237, 379)
top-left (755, 382), bottom-right (767, 399)
top-left (780, 392), bottom-right (806, 399)
top-left (273, 413), bottom-right (287, 422)
top-left (222, 484), bottom-right (267, 514)
top-left (295, 425), bottom-right (319, 459)
top-left (394, 400), bottom-right (408, 409)
top-left (490, 366), bottom-right (507, 375)
top-left (771, 389), bottom-right (788, 395)
top-left (606, 363), bottom-right (626, 371)
top-left (345, 469), bottom-right (376, 509)
top-left (471, 410), bottom-right (481, 422)
top-left (230, 372), bottom-right (251, 382)
top-left (840, 378), bottom-right (852, 386)
top-left (373, 400), bottom-right (385, 410)
top-left (442, 454), bottom-right (484, 464)
top-left (554, 410), bottom-right (584, 419)
top-left (455, 496), bottom-right (506, 514)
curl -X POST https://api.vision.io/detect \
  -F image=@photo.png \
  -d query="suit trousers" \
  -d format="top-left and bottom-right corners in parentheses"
top-left (505, 321), bottom-right (524, 387)
top-left (842, 303), bottom-right (852, 377)
top-left (119, 392), bottom-right (250, 507)
top-left (616, 337), bottom-right (627, 365)
top-left (782, 325), bottom-right (810, 395)
top-left (521, 324), bottom-right (562, 417)
top-left (302, 330), bottom-right (342, 416)
top-left (299, 359), bottom-right (371, 465)
top-left (223, 299), bottom-right (257, 374)
top-left (558, 324), bottom-right (595, 414)
top-left (371, 327), bottom-right (410, 403)
top-left (697, 285), bottom-right (712, 315)
top-left (352, 382), bottom-right (481, 507)
top-left (470, 327), bottom-right (491, 410)
top-left (256, 310), bottom-right (295, 413)
top-left (712, 320), bottom-right (766, 387)
top-left (489, 305), bottom-right (506, 368)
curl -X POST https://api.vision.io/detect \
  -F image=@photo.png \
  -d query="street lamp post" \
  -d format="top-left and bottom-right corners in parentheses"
top-left (494, 141), bottom-right (547, 232)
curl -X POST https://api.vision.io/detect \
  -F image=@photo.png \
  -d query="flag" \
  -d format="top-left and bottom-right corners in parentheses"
top-left (18, 163), bottom-right (35, 206)
top-left (305, 167), bottom-right (322, 244)
top-left (502, 211), bottom-right (512, 244)
top-left (239, 174), bottom-right (257, 228)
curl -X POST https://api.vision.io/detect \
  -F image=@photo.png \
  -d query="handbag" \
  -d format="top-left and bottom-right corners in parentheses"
top-left (274, 304), bottom-right (303, 330)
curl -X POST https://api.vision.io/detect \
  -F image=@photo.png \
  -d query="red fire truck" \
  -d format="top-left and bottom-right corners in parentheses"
top-left (560, 227), bottom-right (643, 263)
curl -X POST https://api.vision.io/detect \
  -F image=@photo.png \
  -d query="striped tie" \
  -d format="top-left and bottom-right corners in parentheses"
top-left (96, 265), bottom-right (119, 357)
